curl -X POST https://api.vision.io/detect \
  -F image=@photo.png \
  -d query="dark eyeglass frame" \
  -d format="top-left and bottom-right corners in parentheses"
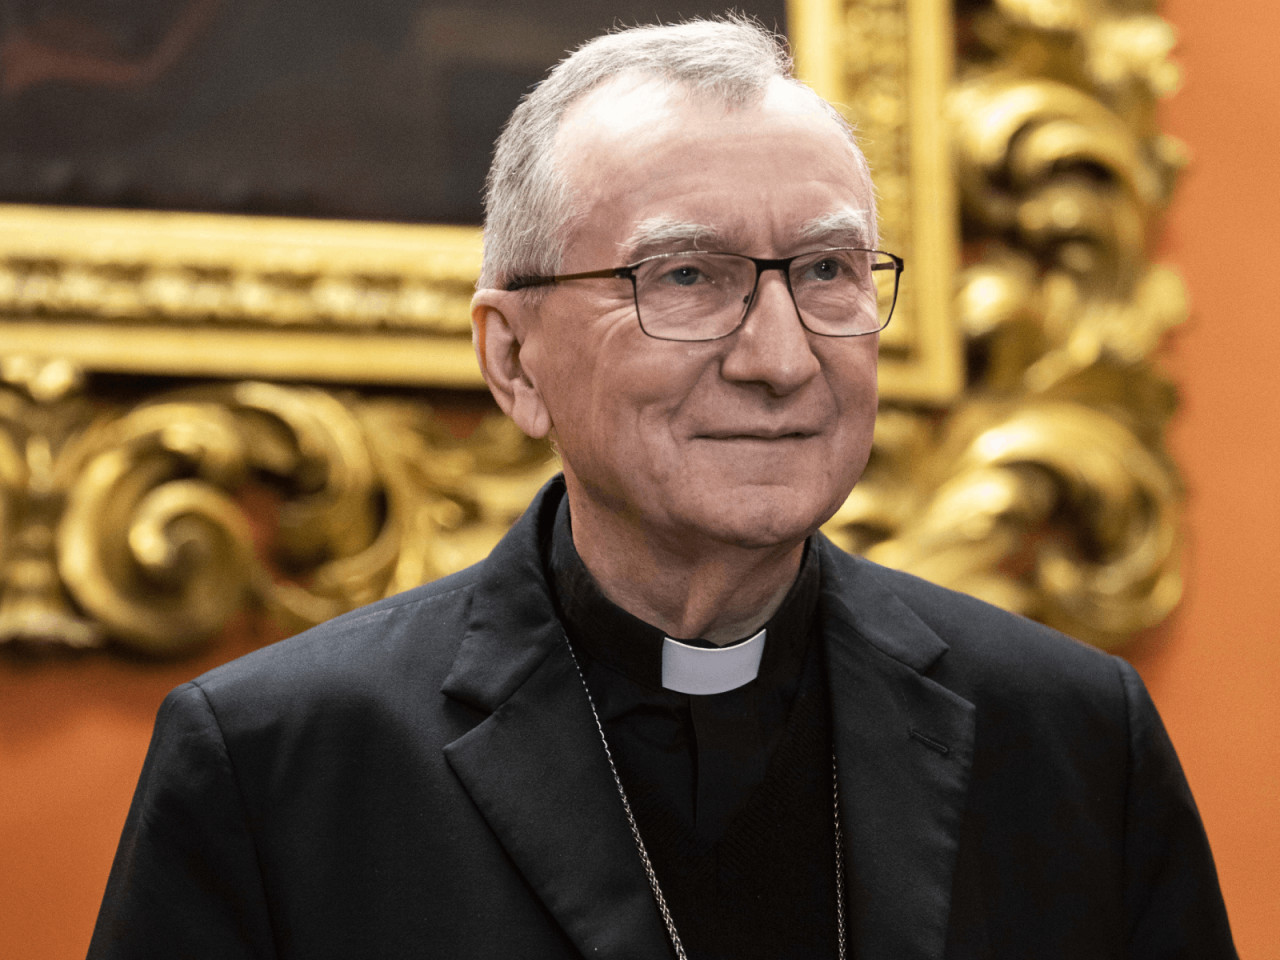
top-left (505, 247), bottom-right (905, 342)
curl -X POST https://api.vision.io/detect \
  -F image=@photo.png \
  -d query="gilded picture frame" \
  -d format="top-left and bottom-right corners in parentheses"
top-left (0, 0), bottom-right (1186, 656)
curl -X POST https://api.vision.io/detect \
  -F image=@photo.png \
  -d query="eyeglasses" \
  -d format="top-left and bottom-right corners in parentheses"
top-left (506, 248), bottom-right (904, 342)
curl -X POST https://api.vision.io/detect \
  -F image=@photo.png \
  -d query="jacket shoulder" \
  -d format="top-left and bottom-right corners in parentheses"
top-left (189, 560), bottom-right (486, 716)
top-left (824, 545), bottom-right (1127, 709)
top-left (187, 476), bottom-right (567, 726)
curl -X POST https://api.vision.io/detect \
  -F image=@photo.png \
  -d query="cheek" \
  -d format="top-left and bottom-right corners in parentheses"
top-left (830, 341), bottom-right (878, 405)
top-left (827, 348), bottom-right (879, 455)
top-left (543, 352), bottom-right (651, 454)
top-left (581, 356), bottom-right (709, 478)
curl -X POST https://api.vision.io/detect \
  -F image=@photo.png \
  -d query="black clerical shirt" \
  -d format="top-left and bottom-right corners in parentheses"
top-left (547, 498), bottom-right (821, 843)
top-left (545, 500), bottom-right (844, 960)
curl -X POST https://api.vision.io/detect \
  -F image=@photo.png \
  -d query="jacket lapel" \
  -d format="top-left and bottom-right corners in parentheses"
top-left (440, 482), bottom-right (671, 960)
top-left (820, 542), bottom-right (977, 960)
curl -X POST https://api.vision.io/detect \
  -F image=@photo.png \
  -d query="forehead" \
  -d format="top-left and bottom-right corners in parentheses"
top-left (554, 76), bottom-right (873, 257)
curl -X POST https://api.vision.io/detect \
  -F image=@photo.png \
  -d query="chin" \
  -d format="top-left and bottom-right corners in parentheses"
top-left (676, 487), bottom-right (840, 551)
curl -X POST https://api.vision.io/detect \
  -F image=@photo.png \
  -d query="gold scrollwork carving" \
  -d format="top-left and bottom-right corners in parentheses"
top-left (2, 372), bottom-right (555, 656)
top-left (818, 0), bottom-right (1186, 649)
top-left (0, 357), bottom-right (104, 647)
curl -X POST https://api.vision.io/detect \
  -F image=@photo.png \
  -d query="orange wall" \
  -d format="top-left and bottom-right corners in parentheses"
top-left (3, 4), bottom-right (1278, 957)
top-left (0, 626), bottom-right (281, 960)
top-left (1126, 0), bottom-right (1280, 955)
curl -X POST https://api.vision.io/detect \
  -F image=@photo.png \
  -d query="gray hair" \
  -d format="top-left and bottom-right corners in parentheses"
top-left (477, 16), bottom-right (872, 290)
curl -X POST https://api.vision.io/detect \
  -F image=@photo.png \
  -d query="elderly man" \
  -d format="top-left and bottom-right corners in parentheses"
top-left (91, 17), bottom-right (1234, 960)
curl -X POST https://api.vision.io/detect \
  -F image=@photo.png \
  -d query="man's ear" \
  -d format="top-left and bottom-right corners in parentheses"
top-left (471, 289), bottom-right (552, 439)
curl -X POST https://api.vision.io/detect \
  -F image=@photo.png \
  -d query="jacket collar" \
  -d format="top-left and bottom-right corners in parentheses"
top-left (440, 480), bottom-right (564, 713)
top-left (442, 479), bottom-right (975, 960)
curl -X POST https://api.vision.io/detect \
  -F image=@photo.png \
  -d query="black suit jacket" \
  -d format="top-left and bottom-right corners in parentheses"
top-left (90, 479), bottom-right (1235, 959)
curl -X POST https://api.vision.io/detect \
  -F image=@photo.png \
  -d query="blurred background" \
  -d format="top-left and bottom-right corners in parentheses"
top-left (1, 0), bottom-right (1277, 956)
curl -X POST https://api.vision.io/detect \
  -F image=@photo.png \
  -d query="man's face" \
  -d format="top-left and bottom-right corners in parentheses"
top-left (516, 77), bottom-right (879, 555)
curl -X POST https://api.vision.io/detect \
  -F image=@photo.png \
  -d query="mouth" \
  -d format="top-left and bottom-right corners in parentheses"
top-left (697, 430), bottom-right (818, 441)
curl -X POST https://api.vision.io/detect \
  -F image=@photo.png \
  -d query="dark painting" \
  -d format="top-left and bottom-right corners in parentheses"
top-left (0, 0), bottom-right (787, 223)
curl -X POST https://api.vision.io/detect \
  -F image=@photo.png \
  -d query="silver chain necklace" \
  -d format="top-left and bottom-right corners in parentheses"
top-left (563, 636), bottom-right (847, 960)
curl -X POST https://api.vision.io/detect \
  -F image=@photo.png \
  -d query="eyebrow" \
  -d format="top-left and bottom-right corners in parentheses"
top-left (620, 218), bottom-right (727, 260)
top-left (618, 207), bottom-right (876, 262)
top-left (795, 208), bottom-right (875, 249)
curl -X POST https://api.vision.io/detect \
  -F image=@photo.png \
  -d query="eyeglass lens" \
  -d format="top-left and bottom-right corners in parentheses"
top-left (633, 249), bottom-right (897, 341)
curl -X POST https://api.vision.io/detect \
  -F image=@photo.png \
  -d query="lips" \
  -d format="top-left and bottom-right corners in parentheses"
top-left (697, 429), bottom-right (818, 440)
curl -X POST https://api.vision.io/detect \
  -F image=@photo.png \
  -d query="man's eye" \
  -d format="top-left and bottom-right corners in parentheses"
top-left (809, 258), bottom-right (843, 281)
top-left (660, 265), bottom-right (708, 286)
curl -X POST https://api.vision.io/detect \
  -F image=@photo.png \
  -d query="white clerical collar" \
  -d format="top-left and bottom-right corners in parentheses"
top-left (660, 629), bottom-right (767, 695)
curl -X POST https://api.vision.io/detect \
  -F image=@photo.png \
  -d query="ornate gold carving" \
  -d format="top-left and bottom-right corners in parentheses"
top-left (0, 357), bottom-right (104, 647)
top-left (2, 371), bottom-right (556, 655)
top-left (0, 0), bottom-right (1187, 654)
top-left (818, 0), bottom-right (1186, 648)
top-left (792, 0), bottom-right (965, 403)
top-left (0, 205), bottom-right (485, 386)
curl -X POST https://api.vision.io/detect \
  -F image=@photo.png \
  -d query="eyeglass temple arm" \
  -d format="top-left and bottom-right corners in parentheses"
top-left (505, 266), bottom-right (632, 291)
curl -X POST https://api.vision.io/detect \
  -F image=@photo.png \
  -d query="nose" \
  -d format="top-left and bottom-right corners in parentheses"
top-left (719, 268), bottom-right (821, 394)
